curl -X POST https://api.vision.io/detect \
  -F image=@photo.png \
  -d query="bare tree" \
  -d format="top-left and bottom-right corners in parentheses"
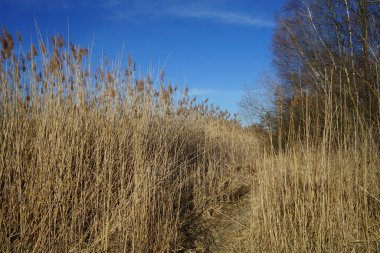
top-left (243, 0), bottom-right (380, 145)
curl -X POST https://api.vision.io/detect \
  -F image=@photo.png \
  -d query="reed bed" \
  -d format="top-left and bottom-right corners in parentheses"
top-left (249, 77), bottom-right (380, 252)
top-left (1, 25), bottom-right (379, 253)
top-left (0, 28), bottom-right (257, 252)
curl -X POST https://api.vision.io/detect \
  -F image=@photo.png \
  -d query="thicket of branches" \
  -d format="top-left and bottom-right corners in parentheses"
top-left (242, 3), bottom-right (380, 250)
top-left (242, 0), bottom-right (379, 147)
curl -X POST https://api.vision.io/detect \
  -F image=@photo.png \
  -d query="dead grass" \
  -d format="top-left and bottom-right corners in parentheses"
top-left (1, 27), bottom-right (379, 253)
top-left (0, 28), bottom-right (258, 252)
top-left (250, 144), bottom-right (380, 252)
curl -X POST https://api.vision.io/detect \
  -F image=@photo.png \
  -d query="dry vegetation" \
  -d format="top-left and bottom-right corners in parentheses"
top-left (246, 0), bottom-right (380, 251)
top-left (251, 143), bottom-right (380, 252)
top-left (0, 27), bottom-right (257, 252)
top-left (1, 0), bottom-right (380, 250)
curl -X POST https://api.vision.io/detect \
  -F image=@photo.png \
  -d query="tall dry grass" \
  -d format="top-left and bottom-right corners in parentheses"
top-left (249, 57), bottom-right (380, 252)
top-left (1, 24), bottom-right (379, 253)
top-left (251, 144), bottom-right (380, 252)
top-left (0, 28), bottom-right (258, 252)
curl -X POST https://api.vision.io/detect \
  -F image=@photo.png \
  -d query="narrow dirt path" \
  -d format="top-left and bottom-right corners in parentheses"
top-left (209, 195), bottom-right (252, 252)
top-left (188, 177), bottom-right (255, 252)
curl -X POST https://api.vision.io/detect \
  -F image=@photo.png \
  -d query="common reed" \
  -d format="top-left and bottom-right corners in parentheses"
top-left (0, 28), bottom-right (257, 252)
top-left (1, 24), bottom-right (379, 253)
top-left (248, 59), bottom-right (380, 252)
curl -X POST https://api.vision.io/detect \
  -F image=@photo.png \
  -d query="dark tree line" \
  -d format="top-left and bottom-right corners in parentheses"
top-left (242, 0), bottom-right (380, 147)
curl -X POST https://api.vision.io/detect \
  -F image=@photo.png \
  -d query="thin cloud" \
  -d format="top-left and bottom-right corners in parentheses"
top-left (166, 9), bottom-right (274, 27)
top-left (103, 0), bottom-right (273, 28)
top-left (101, 0), bottom-right (123, 8)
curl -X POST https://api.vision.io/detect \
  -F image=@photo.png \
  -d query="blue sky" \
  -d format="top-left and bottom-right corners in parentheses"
top-left (0, 0), bottom-right (286, 115)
